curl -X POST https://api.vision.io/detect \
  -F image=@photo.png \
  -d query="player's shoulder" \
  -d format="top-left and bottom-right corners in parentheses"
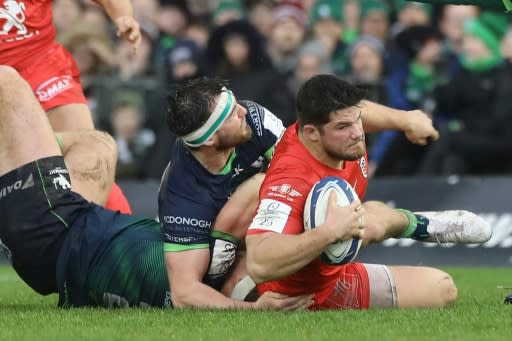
top-left (239, 100), bottom-right (284, 137)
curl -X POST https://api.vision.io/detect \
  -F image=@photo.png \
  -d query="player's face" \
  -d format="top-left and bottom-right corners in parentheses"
top-left (319, 106), bottom-right (365, 161)
top-left (216, 103), bottom-right (252, 149)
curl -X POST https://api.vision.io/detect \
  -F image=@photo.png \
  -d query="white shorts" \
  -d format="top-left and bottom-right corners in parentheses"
top-left (364, 263), bottom-right (398, 308)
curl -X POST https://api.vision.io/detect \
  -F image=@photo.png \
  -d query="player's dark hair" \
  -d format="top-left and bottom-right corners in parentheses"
top-left (167, 77), bottom-right (228, 138)
top-left (296, 75), bottom-right (365, 130)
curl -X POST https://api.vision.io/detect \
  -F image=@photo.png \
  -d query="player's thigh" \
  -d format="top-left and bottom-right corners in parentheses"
top-left (48, 103), bottom-right (95, 132)
top-left (213, 173), bottom-right (265, 239)
top-left (62, 131), bottom-right (117, 205)
top-left (388, 265), bottom-right (457, 308)
top-left (0, 66), bottom-right (61, 176)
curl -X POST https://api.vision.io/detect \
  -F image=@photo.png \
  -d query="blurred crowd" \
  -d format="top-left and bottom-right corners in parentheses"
top-left (53, 0), bottom-right (512, 179)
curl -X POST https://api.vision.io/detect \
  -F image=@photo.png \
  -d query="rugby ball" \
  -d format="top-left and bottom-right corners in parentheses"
top-left (303, 176), bottom-right (362, 265)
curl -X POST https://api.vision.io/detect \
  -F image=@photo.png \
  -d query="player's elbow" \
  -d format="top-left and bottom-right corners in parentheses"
top-left (170, 287), bottom-right (196, 309)
top-left (246, 256), bottom-right (273, 284)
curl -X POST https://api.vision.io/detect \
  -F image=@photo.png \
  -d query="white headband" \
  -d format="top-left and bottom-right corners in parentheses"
top-left (182, 87), bottom-right (236, 147)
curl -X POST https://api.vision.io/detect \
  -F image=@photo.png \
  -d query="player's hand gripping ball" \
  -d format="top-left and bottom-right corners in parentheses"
top-left (304, 176), bottom-right (363, 265)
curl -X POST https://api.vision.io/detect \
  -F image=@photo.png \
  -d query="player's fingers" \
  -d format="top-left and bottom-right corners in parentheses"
top-left (280, 294), bottom-right (314, 310)
top-left (431, 128), bottom-right (440, 141)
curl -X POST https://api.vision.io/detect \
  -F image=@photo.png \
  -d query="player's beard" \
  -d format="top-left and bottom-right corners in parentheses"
top-left (216, 124), bottom-right (252, 149)
top-left (324, 138), bottom-right (366, 161)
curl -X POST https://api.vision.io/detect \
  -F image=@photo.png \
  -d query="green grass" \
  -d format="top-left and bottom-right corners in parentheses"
top-left (0, 266), bottom-right (511, 341)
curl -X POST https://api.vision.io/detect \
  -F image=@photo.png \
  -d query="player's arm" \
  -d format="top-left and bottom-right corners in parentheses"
top-left (91, 0), bottom-right (141, 51)
top-left (246, 194), bottom-right (364, 283)
top-left (165, 249), bottom-right (313, 310)
top-left (360, 100), bottom-right (439, 146)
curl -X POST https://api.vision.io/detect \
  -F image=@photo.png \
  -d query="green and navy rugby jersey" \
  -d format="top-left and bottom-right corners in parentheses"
top-left (158, 100), bottom-right (285, 251)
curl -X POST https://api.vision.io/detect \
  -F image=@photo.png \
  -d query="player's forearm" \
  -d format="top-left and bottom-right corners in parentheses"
top-left (246, 228), bottom-right (335, 283)
top-left (92, 0), bottom-right (134, 21)
top-left (171, 280), bottom-right (255, 310)
top-left (360, 100), bottom-right (408, 133)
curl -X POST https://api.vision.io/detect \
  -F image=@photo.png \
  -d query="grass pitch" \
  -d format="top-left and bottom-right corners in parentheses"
top-left (0, 266), bottom-right (510, 341)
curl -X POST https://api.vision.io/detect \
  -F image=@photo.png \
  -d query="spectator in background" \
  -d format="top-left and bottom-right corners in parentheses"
top-left (60, 20), bottom-right (117, 119)
top-left (152, 0), bottom-right (191, 77)
top-left (53, 0), bottom-right (84, 41)
top-left (131, 0), bottom-right (160, 39)
top-left (437, 4), bottom-right (479, 76)
top-left (116, 29), bottom-right (156, 81)
top-left (346, 35), bottom-right (388, 105)
top-left (418, 12), bottom-right (512, 175)
top-left (309, 0), bottom-right (349, 76)
top-left (166, 39), bottom-right (206, 85)
top-left (266, 1), bottom-right (307, 76)
top-left (391, 0), bottom-right (432, 37)
top-left (359, 0), bottom-right (391, 43)
top-left (346, 35), bottom-right (389, 176)
top-left (343, 0), bottom-right (361, 44)
top-left (207, 19), bottom-right (296, 126)
top-left (245, 0), bottom-right (274, 38)
top-left (109, 90), bottom-right (156, 179)
top-left (184, 18), bottom-right (211, 49)
top-left (212, 0), bottom-right (246, 27)
top-left (372, 25), bottom-right (444, 176)
top-left (286, 39), bottom-right (332, 97)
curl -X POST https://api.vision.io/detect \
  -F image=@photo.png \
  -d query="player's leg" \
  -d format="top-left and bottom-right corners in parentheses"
top-left (47, 103), bottom-right (94, 132)
top-left (362, 264), bottom-right (457, 309)
top-left (387, 265), bottom-right (457, 308)
top-left (361, 201), bottom-right (491, 245)
top-left (0, 65), bottom-right (60, 175)
top-left (57, 130), bottom-right (117, 206)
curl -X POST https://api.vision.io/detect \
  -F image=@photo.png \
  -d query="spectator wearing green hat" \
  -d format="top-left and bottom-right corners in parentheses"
top-left (360, 0), bottom-right (391, 42)
top-left (309, 0), bottom-right (350, 75)
top-left (213, 0), bottom-right (246, 27)
top-left (391, 0), bottom-right (432, 37)
top-left (418, 12), bottom-right (512, 175)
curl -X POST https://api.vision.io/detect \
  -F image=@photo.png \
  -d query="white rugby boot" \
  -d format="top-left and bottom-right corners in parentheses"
top-left (413, 210), bottom-right (492, 244)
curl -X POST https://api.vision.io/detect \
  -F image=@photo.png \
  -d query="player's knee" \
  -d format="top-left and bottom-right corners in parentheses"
top-left (0, 66), bottom-right (22, 90)
top-left (436, 271), bottom-right (458, 307)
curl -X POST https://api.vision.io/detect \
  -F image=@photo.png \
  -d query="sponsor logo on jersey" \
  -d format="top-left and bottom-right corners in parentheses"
top-left (49, 167), bottom-right (69, 175)
top-left (249, 199), bottom-right (292, 233)
top-left (251, 156), bottom-right (264, 168)
top-left (267, 184), bottom-right (302, 202)
top-left (359, 156), bottom-right (368, 178)
top-left (0, 1), bottom-right (27, 36)
top-left (36, 76), bottom-right (74, 102)
top-left (246, 101), bottom-right (263, 136)
top-left (233, 164), bottom-right (244, 177)
top-left (0, 173), bottom-right (34, 200)
top-left (53, 173), bottom-right (71, 190)
top-left (164, 233), bottom-right (194, 244)
top-left (163, 216), bottom-right (212, 229)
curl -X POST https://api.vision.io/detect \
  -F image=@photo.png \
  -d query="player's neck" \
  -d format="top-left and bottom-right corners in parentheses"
top-left (191, 146), bottom-right (235, 174)
top-left (298, 131), bottom-right (344, 169)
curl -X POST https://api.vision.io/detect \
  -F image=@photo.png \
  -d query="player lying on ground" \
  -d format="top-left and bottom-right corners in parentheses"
top-left (246, 75), bottom-right (492, 310)
top-left (158, 76), bottom-right (445, 309)
top-left (0, 65), bottom-right (313, 310)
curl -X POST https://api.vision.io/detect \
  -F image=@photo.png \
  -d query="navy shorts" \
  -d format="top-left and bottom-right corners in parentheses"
top-left (0, 156), bottom-right (91, 295)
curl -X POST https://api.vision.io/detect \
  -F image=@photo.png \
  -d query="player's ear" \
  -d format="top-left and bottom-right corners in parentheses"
top-left (302, 124), bottom-right (320, 142)
top-left (203, 135), bottom-right (217, 147)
